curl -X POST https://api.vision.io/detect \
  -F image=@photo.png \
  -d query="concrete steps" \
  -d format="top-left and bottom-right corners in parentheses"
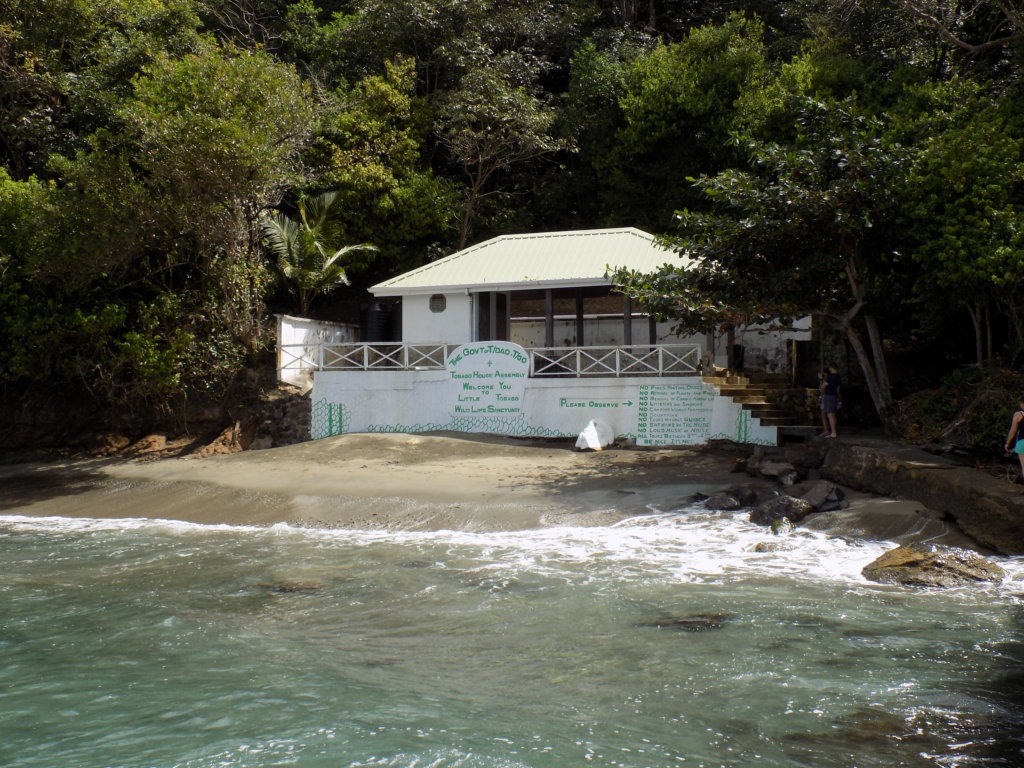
top-left (703, 372), bottom-right (815, 430)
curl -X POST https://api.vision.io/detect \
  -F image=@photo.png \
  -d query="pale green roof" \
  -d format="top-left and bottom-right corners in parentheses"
top-left (371, 227), bottom-right (678, 296)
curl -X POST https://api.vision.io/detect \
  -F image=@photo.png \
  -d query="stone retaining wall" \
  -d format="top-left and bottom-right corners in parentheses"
top-left (820, 440), bottom-right (1024, 555)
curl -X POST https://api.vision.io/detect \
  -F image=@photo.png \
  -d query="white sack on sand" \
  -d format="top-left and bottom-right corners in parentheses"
top-left (575, 420), bottom-right (613, 451)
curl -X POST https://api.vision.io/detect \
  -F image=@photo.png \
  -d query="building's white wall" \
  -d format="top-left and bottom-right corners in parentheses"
top-left (310, 342), bottom-right (776, 446)
top-left (402, 293), bottom-right (473, 343)
top-left (706, 317), bottom-right (813, 373)
top-left (277, 314), bottom-right (360, 385)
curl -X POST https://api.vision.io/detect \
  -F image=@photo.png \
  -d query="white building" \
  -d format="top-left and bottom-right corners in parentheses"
top-left (301, 228), bottom-right (809, 446)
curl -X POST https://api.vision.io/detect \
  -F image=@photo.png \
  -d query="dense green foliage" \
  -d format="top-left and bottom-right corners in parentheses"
top-left (897, 367), bottom-right (1024, 455)
top-left (1, 0), bottom-right (1023, 425)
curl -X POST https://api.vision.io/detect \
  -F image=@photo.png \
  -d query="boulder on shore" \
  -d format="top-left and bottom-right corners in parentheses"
top-left (800, 479), bottom-right (847, 512)
top-left (704, 492), bottom-right (743, 511)
top-left (861, 544), bottom-right (1005, 588)
top-left (704, 483), bottom-right (763, 510)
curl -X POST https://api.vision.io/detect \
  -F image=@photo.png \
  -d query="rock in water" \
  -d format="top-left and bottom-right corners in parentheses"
top-left (703, 484), bottom-right (761, 510)
top-left (704, 493), bottom-right (743, 511)
top-left (635, 613), bottom-right (729, 632)
top-left (265, 580), bottom-right (325, 594)
top-left (750, 495), bottom-right (814, 526)
top-left (861, 544), bottom-right (1005, 588)
top-left (753, 540), bottom-right (789, 552)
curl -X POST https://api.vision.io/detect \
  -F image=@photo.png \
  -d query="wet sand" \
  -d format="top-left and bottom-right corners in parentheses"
top-left (0, 433), bottom-right (746, 531)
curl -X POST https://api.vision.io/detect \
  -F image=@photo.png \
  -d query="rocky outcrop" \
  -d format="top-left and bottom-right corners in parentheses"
top-left (821, 440), bottom-right (1024, 555)
top-left (861, 544), bottom-right (1005, 588)
top-left (701, 453), bottom-right (849, 527)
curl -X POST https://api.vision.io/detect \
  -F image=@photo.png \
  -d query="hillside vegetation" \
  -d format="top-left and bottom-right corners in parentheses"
top-left (2, 0), bottom-right (1023, 441)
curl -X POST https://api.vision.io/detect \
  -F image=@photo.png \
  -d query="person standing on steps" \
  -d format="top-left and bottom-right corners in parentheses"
top-left (1003, 397), bottom-right (1024, 484)
top-left (819, 364), bottom-right (841, 438)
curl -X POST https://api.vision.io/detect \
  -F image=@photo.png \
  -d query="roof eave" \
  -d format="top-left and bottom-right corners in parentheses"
top-left (371, 277), bottom-right (616, 297)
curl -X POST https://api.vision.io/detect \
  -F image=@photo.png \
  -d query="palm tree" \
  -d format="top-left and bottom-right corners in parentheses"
top-left (260, 191), bottom-right (376, 317)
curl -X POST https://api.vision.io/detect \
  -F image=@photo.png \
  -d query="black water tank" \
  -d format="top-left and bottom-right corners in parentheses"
top-left (731, 343), bottom-right (745, 371)
top-left (362, 302), bottom-right (393, 342)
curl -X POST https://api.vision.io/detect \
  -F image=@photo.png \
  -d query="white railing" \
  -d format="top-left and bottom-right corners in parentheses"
top-left (529, 344), bottom-right (701, 377)
top-left (284, 342), bottom-right (701, 377)
top-left (278, 343), bottom-right (321, 376)
top-left (276, 316), bottom-right (360, 384)
top-left (309, 342), bottom-right (456, 371)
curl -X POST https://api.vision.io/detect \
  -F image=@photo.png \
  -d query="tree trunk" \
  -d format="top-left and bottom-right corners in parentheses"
top-left (1000, 290), bottom-right (1024, 365)
top-left (984, 302), bottom-right (993, 364)
top-left (966, 302), bottom-right (983, 365)
top-left (457, 198), bottom-right (474, 251)
top-left (457, 177), bottom-right (485, 251)
top-left (838, 253), bottom-right (894, 429)
top-left (457, 168), bottom-right (492, 250)
top-left (864, 314), bottom-right (891, 397)
top-left (841, 321), bottom-right (895, 430)
top-left (724, 325), bottom-right (736, 371)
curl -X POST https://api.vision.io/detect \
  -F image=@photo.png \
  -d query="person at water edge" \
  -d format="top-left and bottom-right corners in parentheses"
top-left (1003, 397), bottom-right (1024, 484)
top-left (819, 364), bottom-right (841, 438)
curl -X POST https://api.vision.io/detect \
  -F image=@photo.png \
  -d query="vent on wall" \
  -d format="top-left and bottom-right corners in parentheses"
top-left (429, 294), bottom-right (447, 313)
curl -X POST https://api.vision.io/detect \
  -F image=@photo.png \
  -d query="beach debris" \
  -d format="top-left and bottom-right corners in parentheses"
top-left (574, 419), bottom-right (613, 451)
top-left (634, 613), bottom-right (730, 632)
top-left (861, 544), bottom-right (1005, 588)
top-left (750, 495), bottom-right (814, 526)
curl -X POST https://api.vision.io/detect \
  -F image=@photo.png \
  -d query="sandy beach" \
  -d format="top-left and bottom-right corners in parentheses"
top-left (0, 432), bottom-right (751, 531)
top-left (0, 431), bottom-right (983, 549)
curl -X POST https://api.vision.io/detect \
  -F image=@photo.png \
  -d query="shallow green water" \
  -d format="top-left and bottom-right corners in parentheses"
top-left (2, 510), bottom-right (1022, 768)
